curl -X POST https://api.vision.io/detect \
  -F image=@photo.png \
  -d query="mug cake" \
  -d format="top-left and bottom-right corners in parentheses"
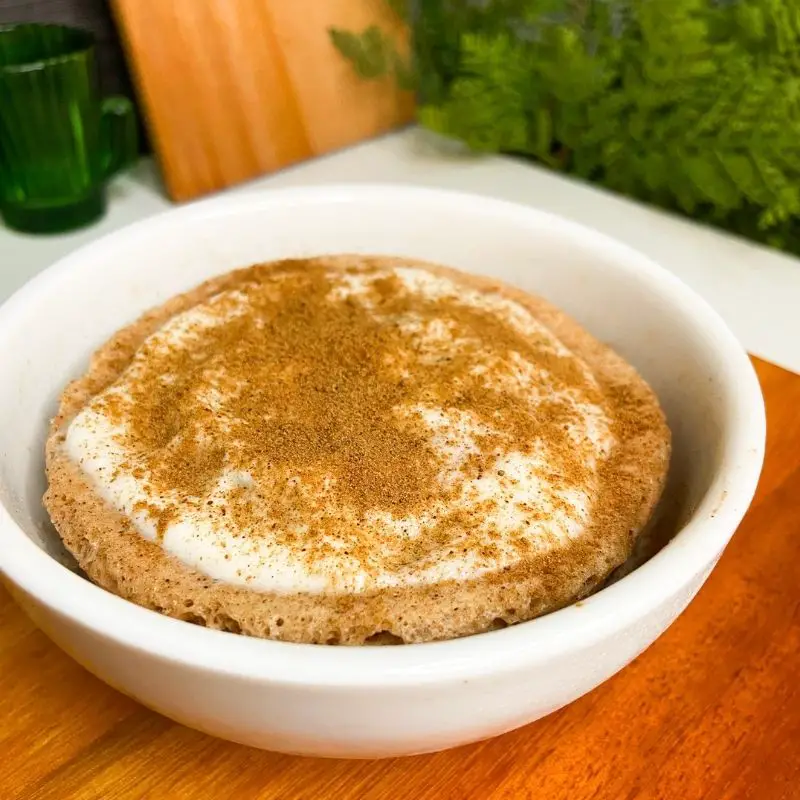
top-left (44, 256), bottom-right (670, 644)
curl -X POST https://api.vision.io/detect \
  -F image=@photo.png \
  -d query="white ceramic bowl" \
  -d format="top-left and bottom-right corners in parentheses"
top-left (0, 185), bottom-right (765, 758)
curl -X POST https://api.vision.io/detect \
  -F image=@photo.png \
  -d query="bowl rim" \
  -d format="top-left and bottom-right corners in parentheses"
top-left (0, 184), bottom-right (766, 687)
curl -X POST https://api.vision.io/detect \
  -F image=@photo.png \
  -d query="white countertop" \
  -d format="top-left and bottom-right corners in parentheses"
top-left (2, 128), bottom-right (798, 373)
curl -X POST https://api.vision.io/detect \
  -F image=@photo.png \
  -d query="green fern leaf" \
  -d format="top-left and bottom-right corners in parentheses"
top-left (685, 156), bottom-right (739, 210)
top-left (385, 0), bottom-right (407, 20)
top-left (329, 26), bottom-right (391, 80)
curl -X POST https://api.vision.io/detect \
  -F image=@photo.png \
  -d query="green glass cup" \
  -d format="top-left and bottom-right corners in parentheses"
top-left (0, 24), bottom-right (137, 234)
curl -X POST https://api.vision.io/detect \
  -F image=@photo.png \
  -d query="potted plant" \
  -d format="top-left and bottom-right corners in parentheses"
top-left (332, 0), bottom-right (800, 255)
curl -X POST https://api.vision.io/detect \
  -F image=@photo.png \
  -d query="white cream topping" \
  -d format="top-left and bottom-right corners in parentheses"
top-left (65, 266), bottom-right (614, 594)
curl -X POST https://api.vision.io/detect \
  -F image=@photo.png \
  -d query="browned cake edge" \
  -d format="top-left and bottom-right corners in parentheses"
top-left (43, 255), bottom-right (670, 645)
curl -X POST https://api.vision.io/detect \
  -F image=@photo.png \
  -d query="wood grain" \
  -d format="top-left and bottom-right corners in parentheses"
top-left (2, 357), bottom-right (798, 800)
top-left (110, 0), bottom-right (414, 201)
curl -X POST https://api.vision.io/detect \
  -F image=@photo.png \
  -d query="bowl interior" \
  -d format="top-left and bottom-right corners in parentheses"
top-left (0, 187), bottom-right (739, 590)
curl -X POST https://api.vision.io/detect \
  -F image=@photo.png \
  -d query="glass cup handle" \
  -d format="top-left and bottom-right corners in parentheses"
top-left (100, 96), bottom-right (138, 179)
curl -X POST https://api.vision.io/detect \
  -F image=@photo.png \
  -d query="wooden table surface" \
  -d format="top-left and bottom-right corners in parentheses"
top-left (2, 357), bottom-right (798, 800)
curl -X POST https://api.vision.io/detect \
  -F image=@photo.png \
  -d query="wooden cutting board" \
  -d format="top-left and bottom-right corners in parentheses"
top-left (2, 357), bottom-right (799, 800)
top-left (110, 0), bottom-right (414, 201)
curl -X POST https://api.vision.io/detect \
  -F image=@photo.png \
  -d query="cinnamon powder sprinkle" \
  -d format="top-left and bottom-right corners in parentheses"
top-left (93, 260), bottom-right (613, 580)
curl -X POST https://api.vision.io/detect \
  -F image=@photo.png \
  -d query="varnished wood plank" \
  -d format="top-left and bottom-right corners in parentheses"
top-left (110, 0), bottom-right (413, 201)
top-left (1, 357), bottom-right (796, 800)
top-left (263, 0), bottom-right (414, 155)
top-left (0, 630), bottom-right (138, 798)
top-left (751, 359), bottom-right (800, 506)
